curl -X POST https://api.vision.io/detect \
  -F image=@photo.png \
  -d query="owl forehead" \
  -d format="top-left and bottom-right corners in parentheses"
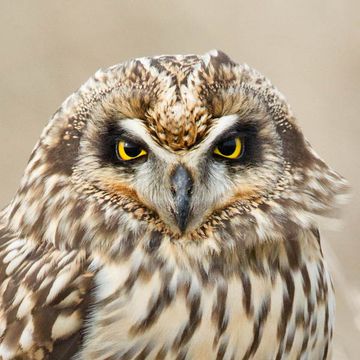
top-left (106, 51), bottom-right (243, 151)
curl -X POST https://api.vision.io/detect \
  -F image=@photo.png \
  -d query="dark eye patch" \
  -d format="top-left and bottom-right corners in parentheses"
top-left (211, 122), bottom-right (260, 165)
top-left (97, 122), bottom-right (148, 167)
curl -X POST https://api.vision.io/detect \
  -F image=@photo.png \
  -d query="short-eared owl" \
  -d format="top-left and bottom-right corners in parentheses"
top-left (0, 50), bottom-right (348, 359)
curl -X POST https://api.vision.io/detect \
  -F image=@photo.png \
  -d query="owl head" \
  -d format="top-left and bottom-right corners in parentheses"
top-left (6, 50), bottom-right (348, 257)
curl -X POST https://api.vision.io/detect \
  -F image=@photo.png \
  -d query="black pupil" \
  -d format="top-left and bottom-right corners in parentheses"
top-left (124, 142), bottom-right (142, 157)
top-left (218, 138), bottom-right (236, 156)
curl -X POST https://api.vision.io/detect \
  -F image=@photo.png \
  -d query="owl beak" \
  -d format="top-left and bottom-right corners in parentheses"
top-left (170, 165), bottom-right (193, 233)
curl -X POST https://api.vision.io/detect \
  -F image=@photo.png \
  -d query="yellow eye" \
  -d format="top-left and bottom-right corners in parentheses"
top-left (117, 140), bottom-right (147, 161)
top-left (214, 137), bottom-right (243, 159)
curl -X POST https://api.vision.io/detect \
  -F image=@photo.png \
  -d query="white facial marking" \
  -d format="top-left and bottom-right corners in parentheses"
top-left (119, 119), bottom-right (177, 162)
top-left (186, 114), bottom-right (239, 162)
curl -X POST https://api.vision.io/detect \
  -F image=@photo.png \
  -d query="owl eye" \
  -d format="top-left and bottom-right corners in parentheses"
top-left (214, 136), bottom-right (244, 159)
top-left (117, 140), bottom-right (147, 161)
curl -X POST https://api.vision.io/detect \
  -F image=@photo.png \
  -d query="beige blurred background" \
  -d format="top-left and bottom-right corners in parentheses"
top-left (0, 1), bottom-right (359, 358)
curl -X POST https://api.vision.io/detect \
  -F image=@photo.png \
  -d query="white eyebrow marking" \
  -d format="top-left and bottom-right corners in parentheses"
top-left (189, 114), bottom-right (239, 154)
top-left (118, 118), bottom-right (177, 161)
top-left (118, 114), bottom-right (239, 164)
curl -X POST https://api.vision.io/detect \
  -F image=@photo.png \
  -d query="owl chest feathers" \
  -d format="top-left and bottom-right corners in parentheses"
top-left (78, 233), bottom-right (334, 360)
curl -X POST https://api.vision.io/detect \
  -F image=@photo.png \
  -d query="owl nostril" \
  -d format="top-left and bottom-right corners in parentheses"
top-left (170, 165), bottom-right (193, 197)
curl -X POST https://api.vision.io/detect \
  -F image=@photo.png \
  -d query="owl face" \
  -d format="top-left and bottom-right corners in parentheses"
top-left (75, 95), bottom-right (283, 236)
top-left (8, 50), bottom-right (347, 255)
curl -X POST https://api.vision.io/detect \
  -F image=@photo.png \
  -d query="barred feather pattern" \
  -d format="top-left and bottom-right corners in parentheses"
top-left (78, 229), bottom-right (334, 360)
top-left (0, 223), bottom-right (93, 359)
top-left (0, 222), bottom-right (334, 359)
top-left (0, 50), bottom-right (348, 359)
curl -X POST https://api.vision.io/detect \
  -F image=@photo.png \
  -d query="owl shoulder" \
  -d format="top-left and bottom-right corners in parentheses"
top-left (0, 223), bottom-right (94, 359)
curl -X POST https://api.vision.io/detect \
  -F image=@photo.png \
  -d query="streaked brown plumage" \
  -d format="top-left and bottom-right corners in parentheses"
top-left (0, 50), bottom-right (348, 359)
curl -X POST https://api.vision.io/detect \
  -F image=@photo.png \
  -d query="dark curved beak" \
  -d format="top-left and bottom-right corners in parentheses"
top-left (171, 165), bottom-right (193, 233)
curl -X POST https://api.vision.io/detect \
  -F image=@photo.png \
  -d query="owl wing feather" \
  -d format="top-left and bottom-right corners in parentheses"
top-left (0, 221), bottom-right (94, 360)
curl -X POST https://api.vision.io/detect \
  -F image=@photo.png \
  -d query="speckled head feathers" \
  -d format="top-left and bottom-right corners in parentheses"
top-left (4, 50), bottom-right (348, 254)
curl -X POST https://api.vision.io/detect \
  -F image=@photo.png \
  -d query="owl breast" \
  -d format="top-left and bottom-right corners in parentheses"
top-left (78, 230), bottom-right (334, 360)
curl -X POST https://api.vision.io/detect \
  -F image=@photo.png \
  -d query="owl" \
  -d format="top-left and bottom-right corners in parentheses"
top-left (0, 50), bottom-right (348, 360)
